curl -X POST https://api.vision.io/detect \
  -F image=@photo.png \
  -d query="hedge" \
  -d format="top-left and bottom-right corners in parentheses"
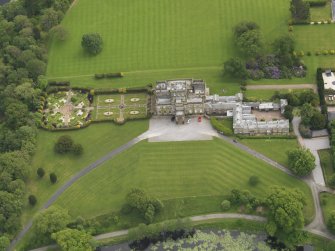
top-left (47, 81), bottom-right (70, 86)
top-left (94, 72), bottom-right (124, 79)
top-left (46, 86), bottom-right (70, 93)
top-left (316, 68), bottom-right (328, 117)
top-left (307, 0), bottom-right (327, 7)
top-left (94, 86), bottom-right (151, 95)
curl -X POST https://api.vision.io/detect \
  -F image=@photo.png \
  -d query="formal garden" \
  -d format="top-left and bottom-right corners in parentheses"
top-left (93, 92), bottom-right (149, 123)
top-left (40, 90), bottom-right (93, 129)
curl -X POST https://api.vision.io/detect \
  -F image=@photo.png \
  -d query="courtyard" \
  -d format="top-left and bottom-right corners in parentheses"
top-left (147, 116), bottom-right (217, 142)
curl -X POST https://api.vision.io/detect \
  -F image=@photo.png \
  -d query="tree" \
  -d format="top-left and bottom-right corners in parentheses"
top-left (0, 191), bottom-right (23, 234)
top-left (272, 35), bottom-right (295, 67)
top-left (81, 33), bottom-right (103, 55)
top-left (266, 187), bottom-right (305, 242)
top-left (248, 176), bottom-right (260, 186)
top-left (28, 195), bottom-right (37, 206)
top-left (0, 236), bottom-right (10, 251)
top-left (328, 211), bottom-right (335, 233)
top-left (49, 25), bottom-right (68, 41)
top-left (50, 173), bottom-right (57, 184)
top-left (329, 174), bottom-right (335, 188)
top-left (0, 151), bottom-right (29, 180)
top-left (300, 103), bottom-right (315, 126)
top-left (310, 112), bottom-right (326, 130)
top-left (72, 143), bottom-right (83, 156)
top-left (287, 148), bottom-right (315, 176)
top-left (236, 29), bottom-right (263, 57)
top-left (26, 59), bottom-right (46, 81)
top-left (41, 8), bottom-right (62, 31)
top-left (53, 0), bottom-right (71, 13)
top-left (54, 135), bottom-right (74, 154)
top-left (34, 206), bottom-right (71, 236)
top-left (283, 105), bottom-right (293, 122)
top-left (51, 229), bottom-right (94, 251)
top-left (221, 200), bottom-right (231, 211)
top-left (290, 0), bottom-right (310, 22)
top-left (37, 167), bottom-right (45, 178)
top-left (144, 204), bottom-right (155, 223)
top-left (223, 58), bottom-right (248, 79)
top-left (234, 21), bottom-right (259, 38)
top-left (4, 102), bottom-right (29, 129)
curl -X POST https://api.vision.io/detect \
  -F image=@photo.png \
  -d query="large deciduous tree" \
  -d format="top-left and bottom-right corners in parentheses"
top-left (265, 187), bottom-right (306, 245)
top-left (81, 33), bottom-right (103, 55)
top-left (287, 148), bottom-right (315, 176)
top-left (51, 229), bottom-right (94, 251)
top-left (34, 206), bottom-right (71, 236)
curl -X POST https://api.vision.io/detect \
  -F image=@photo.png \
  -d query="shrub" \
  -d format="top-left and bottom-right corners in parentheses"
top-left (221, 200), bottom-right (231, 211)
top-left (288, 26), bottom-right (293, 32)
top-left (306, 51), bottom-right (311, 56)
top-left (28, 195), bottom-right (37, 206)
top-left (50, 173), bottom-right (58, 184)
top-left (315, 51), bottom-right (320, 56)
top-left (299, 124), bottom-right (312, 138)
top-left (306, 0), bottom-right (327, 7)
top-left (72, 143), bottom-right (83, 155)
top-left (248, 176), bottom-right (260, 186)
top-left (94, 73), bottom-right (105, 79)
top-left (54, 135), bottom-right (74, 154)
top-left (329, 174), bottom-right (335, 188)
top-left (331, 50), bottom-right (335, 55)
top-left (323, 50), bottom-right (329, 55)
top-left (37, 167), bottom-right (45, 178)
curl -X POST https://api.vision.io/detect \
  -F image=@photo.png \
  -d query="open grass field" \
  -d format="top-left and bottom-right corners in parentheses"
top-left (318, 149), bottom-right (334, 187)
top-left (239, 138), bottom-right (299, 167)
top-left (55, 138), bottom-right (314, 222)
top-left (22, 121), bottom-right (148, 223)
top-left (47, 0), bottom-right (291, 90)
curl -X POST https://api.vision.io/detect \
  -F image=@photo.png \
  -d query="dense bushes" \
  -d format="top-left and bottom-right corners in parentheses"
top-left (124, 188), bottom-right (164, 223)
top-left (210, 117), bottom-right (233, 136)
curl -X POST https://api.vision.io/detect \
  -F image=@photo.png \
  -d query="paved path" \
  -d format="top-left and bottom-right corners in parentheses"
top-left (8, 133), bottom-right (151, 251)
top-left (246, 84), bottom-right (316, 92)
top-left (292, 117), bottom-right (328, 187)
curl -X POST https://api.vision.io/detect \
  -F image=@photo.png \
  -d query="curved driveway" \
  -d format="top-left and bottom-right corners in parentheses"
top-left (8, 118), bottom-right (335, 250)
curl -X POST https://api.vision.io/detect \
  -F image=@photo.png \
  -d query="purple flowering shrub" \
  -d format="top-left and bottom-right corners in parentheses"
top-left (264, 66), bottom-right (281, 79)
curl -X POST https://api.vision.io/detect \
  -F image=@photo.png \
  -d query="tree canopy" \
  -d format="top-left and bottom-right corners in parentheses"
top-left (81, 33), bottom-right (103, 55)
top-left (223, 57), bottom-right (248, 79)
top-left (34, 206), bottom-right (71, 236)
top-left (287, 148), bottom-right (315, 176)
top-left (51, 229), bottom-right (94, 251)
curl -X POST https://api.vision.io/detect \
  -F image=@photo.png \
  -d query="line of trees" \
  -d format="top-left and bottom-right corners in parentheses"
top-left (0, 0), bottom-right (73, 248)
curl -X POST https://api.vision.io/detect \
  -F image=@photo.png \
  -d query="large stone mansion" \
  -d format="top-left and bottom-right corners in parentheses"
top-left (153, 79), bottom-right (289, 135)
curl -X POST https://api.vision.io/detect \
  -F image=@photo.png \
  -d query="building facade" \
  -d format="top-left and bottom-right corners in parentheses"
top-left (153, 79), bottom-right (289, 135)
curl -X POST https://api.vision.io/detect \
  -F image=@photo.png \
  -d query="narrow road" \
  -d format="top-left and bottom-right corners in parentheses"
top-left (246, 84), bottom-right (316, 92)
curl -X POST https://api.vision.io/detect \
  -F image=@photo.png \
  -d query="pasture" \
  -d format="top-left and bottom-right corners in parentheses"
top-left (55, 138), bottom-right (314, 223)
top-left (47, 0), bottom-right (290, 90)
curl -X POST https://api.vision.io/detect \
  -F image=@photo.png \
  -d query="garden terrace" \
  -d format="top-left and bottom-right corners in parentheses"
top-left (93, 93), bottom-right (149, 122)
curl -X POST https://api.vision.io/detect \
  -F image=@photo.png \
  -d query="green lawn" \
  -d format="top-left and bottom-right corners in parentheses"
top-left (47, 0), bottom-right (291, 91)
top-left (23, 121), bottom-right (148, 223)
top-left (238, 138), bottom-right (299, 167)
top-left (293, 25), bottom-right (335, 82)
top-left (55, 138), bottom-right (314, 223)
top-left (244, 89), bottom-right (311, 101)
top-left (318, 149), bottom-right (334, 187)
